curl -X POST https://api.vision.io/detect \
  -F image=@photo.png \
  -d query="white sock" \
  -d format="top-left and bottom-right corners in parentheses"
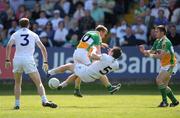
top-left (41, 95), bottom-right (48, 103)
top-left (15, 99), bottom-right (20, 106)
top-left (60, 81), bottom-right (68, 88)
top-left (48, 69), bottom-right (57, 75)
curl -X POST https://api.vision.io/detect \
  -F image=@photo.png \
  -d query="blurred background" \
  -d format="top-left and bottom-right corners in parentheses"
top-left (0, 0), bottom-right (180, 84)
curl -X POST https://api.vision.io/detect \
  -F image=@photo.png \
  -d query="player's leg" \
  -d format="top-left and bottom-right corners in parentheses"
top-left (99, 75), bottom-right (121, 94)
top-left (74, 77), bottom-right (83, 97)
top-left (58, 74), bottom-right (78, 89)
top-left (164, 76), bottom-right (179, 107)
top-left (156, 71), bottom-right (169, 107)
top-left (57, 74), bottom-right (83, 97)
top-left (73, 50), bottom-right (92, 97)
top-left (13, 72), bottom-right (22, 109)
top-left (28, 72), bottom-right (57, 108)
top-left (48, 63), bottom-right (74, 77)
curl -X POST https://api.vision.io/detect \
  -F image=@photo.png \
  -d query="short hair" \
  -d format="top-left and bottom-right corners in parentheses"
top-left (111, 47), bottom-right (122, 59)
top-left (95, 25), bottom-right (108, 32)
top-left (19, 18), bottom-right (29, 27)
top-left (156, 25), bottom-right (167, 34)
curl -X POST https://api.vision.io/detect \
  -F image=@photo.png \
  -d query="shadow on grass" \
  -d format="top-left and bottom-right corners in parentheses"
top-left (1, 83), bottom-right (180, 95)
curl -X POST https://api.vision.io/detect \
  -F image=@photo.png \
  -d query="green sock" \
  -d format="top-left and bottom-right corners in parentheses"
top-left (75, 85), bottom-right (80, 90)
top-left (107, 84), bottom-right (112, 91)
top-left (75, 88), bottom-right (80, 91)
top-left (166, 86), bottom-right (177, 103)
top-left (158, 84), bottom-right (167, 103)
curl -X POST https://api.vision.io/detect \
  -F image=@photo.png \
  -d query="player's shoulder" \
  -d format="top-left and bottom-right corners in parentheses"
top-left (10, 29), bottom-right (23, 38)
top-left (86, 31), bottom-right (98, 36)
top-left (101, 53), bottom-right (113, 61)
top-left (88, 31), bottom-right (100, 40)
top-left (27, 29), bottom-right (38, 36)
top-left (154, 39), bottom-right (159, 43)
top-left (86, 30), bottom-right (95, 34)
top-left (165, 37), bottom-right (171, 43)
top-left (164, 36), bottom-right (172, 45)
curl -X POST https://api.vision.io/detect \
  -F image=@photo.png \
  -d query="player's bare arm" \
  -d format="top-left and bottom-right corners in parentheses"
top-left (5, 39), bottom-right (14, 69)
top-left (95, 45), bottom-right (101, 54)
top-left (90, 52), bottom-right (101, 60)
top-left (101, 43), bottom-right (109, 48)
top-left (139, 45), bottom-right (156, 57)
top-left (36, 41), bottom-right (48, 72)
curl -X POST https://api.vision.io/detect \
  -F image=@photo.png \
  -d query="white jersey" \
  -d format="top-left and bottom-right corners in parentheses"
top-left (74, 54), bottom-right (119, 82)
top-left (9, 28), bottom-right (40, 58)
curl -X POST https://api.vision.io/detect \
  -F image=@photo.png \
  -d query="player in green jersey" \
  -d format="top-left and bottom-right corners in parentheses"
top-left (139, 25), bottom-right (179, 107)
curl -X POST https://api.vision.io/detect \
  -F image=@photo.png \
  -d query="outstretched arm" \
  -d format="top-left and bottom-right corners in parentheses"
top-left (139, 45), bottom-right (163, 59)
top-left (101, 43), bottom-right (109, 48)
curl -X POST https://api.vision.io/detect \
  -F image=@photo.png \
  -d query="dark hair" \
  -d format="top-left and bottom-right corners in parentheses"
top-left (111, 47), bottom-right (122, 59)
top-left (95, 25), bottom-right (108, 32)
top-left (58, 21), bottom-right (64, 27)
top-left (156, 25), bottom-right (167, 34)
top-left (19, 18), bottom-right (29, 27)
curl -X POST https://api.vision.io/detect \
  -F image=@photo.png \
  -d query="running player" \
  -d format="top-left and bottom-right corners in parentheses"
top-left (48, 25), bottom-right (108, 97)
top-left (5, 18), bottom-right (57, 109)
top-left (139, 25), bottom-right (179, 107)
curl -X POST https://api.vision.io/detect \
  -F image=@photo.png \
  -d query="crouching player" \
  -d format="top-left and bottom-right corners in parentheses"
top-left (139, 25), bottom-right (179, 107)
top-left (57, 47), bottom-right (122, 94)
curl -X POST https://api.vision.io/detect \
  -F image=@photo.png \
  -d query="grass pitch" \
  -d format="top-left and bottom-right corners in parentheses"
top-left (0, 83), bottom-right (180, 118)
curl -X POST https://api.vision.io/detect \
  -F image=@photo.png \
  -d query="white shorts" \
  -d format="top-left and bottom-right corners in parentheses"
top-left (160, 64), bottom-right (178, 75)
top-left (73, 48), bottom-right (91, 65)
top-left (13, 56), bottom-right (38, 74)
top-left (74, 64), bottom-right (97, 83)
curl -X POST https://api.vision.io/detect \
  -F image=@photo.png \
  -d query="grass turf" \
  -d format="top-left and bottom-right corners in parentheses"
top-left (0, 83), bottom-right (180, 118)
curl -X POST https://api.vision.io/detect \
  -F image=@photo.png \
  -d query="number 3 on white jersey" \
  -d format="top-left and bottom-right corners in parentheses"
top-left (20, 34), bottom-right (29, 46)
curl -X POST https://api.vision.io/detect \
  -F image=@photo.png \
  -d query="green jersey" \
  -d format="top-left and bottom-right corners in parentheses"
top-left (77, 31), bottom-right (102, 51)
top-left (151, 36), bottom-right (176, 66)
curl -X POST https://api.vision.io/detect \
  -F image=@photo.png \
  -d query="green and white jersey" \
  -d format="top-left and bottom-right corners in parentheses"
top-left (77, 31), bottom-right (102, 52)
top-left (151, 36), bottom-right (176, 66)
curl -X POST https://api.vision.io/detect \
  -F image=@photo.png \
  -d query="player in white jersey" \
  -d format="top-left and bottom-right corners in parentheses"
top-left (56, 47), bottom-right (122, 94)
top-left (74, 53), bottom-right (119, 83)
top-left (5, 18), bottom-right (57, 109)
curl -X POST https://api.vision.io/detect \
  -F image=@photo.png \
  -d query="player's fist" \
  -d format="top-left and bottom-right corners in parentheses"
top-left (139, 45), bottom-right (145, 53)
top-left (43, 62), bottom-right (49, 72)
top-left (5, 61), bottom-right (11, 69)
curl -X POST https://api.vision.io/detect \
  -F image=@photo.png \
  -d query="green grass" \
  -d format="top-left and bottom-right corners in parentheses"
top-left (0, 83), bottom-right (180, 118)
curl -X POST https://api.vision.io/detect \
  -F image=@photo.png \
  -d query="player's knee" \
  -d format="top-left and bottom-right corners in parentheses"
top-left (36, 82), bottom-right (44, 88)
top-left (156, 78), bottom-right (163, 85)
top-left (39, 83), bottom-right (43, 88)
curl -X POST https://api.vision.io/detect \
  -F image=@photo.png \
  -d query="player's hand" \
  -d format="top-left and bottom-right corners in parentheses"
top-left (143, 50), bottom-right (150, 56)
top-left (101, 43), bottom-right (109, 48)
top-left (139, 45), bottom-right (149, 56)
top-left (139, 45), bottom-right (145, 53)
top-left (155, 52), bottom-right (163, 59)
top-left (43, 62), bottom-right (49, 72)
top-left (5, 60), bottom-right (11, 69)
